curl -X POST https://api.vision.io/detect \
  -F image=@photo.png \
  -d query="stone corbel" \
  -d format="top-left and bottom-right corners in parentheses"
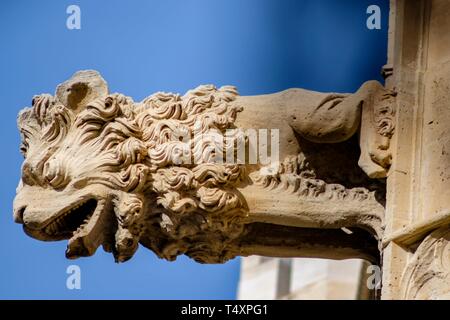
top-left (13, 70), bottom-right (396, 264)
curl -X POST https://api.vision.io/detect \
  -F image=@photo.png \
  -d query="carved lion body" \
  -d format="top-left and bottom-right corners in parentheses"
top-left (14, 71), bottom-right (394, 263)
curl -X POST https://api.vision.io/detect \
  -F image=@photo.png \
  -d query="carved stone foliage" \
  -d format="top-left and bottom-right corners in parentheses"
top-left (252, 144), bottom-right (382, 203)
top-left (400, 226), bottom-right (450, 299)
top-left (357, 82), bottom-right (396, 179)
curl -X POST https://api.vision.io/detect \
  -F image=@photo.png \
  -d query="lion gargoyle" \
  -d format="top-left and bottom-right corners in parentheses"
top-left (13, 70), bottom-right (396, 263)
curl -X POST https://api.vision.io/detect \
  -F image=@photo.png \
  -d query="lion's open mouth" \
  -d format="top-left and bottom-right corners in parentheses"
top-left (37, 197), bottom-right (112, 259)
top-left (44, 199), bottom-right (98, 238)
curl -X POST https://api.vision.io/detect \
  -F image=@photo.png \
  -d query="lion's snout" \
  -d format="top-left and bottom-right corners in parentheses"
top-left (13, 204), bottom-right (25, 224)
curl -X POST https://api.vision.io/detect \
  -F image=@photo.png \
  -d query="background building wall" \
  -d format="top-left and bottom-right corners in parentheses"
top-left (238, 257), bottom-right (372, 300)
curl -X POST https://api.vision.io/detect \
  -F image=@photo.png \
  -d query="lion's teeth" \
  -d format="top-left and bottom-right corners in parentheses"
top-left (45, 223), bottom-right (57, 235)
top-left (46, 199), bottom-right (97, 237)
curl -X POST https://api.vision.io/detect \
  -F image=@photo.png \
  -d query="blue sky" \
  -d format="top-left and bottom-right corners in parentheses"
top-left (0, 0), bottom-right (388, 299)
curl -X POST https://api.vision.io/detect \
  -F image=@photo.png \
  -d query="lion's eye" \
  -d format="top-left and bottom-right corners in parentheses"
top-left (21, 162), bottom-right (36, 186)
top-left (72, 177), bottom-right (88, 189)
top-left (43, 159), bottom-right (69, 189)
top-left (19, 142), bottom-right (28, 158)
top-left (19, 131), bottom-right (31, 158)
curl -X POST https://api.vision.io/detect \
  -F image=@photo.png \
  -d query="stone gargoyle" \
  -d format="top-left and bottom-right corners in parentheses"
top-left (13, 70), bottom-right (396, 263)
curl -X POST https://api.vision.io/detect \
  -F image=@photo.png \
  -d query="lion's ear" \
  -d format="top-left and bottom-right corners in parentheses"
top-left (55, 70), bottom-right (108, 113)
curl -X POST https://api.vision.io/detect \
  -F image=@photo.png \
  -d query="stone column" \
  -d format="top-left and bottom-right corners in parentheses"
top-left (382, 0), bottom-right (450, 299)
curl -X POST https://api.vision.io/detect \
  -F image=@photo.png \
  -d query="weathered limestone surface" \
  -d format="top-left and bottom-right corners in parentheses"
top-left (13, 70), bottom-right (393, 264)
top-left (381, 0), bottom-right (450, 300)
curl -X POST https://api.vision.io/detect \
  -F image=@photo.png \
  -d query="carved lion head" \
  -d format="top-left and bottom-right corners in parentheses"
top-left (14, 70), bottom-right (247, 263)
